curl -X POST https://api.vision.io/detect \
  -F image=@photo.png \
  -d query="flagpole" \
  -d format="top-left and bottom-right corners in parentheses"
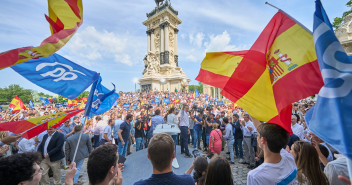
top-left (347, 159), bottom-right (352, 184)
top-left (265, 2), bottom-right (280, 10)
top-left (72, 117), bottom-right (88, 163)
top-left (264, 1), bottom-right (312, 34)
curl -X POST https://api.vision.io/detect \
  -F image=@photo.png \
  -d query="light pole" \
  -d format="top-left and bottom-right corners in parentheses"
top-left (133, 78), bottom-right (139, 93)
top-left (160, 78), bottom-right (166, 92)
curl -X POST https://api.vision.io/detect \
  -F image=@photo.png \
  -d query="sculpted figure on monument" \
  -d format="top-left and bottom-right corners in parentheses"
top-left (155, 0), bottom-right (170, 7)
top-left (143, 53), bottom-right (160, 76)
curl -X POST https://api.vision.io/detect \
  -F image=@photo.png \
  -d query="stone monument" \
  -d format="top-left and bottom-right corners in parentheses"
top-left (335, 13), bottom-right (352, 55)
top-left (139, 0), bottom-right (190, 92)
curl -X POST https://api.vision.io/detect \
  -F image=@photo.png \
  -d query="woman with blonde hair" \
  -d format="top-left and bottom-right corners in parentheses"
top-left (290, 141), bottom-right (329, 185)
top-left (209, 123), bottom-right (222, 156)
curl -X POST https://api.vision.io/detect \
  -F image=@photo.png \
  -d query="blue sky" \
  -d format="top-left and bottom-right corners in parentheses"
top-left (0, 0), bottom-right (348, 95)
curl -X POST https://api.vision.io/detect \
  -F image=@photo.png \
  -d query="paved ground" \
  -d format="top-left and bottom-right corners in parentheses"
top-left (54, 143), bottom-right (250, 185)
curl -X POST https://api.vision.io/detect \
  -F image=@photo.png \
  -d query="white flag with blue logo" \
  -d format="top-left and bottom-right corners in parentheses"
top-left (12, 53), bottom-right (99, 100)
top-left (85, 76), bottom-right (119, 117)
top-left (307, 0), bottom-right (352, 159)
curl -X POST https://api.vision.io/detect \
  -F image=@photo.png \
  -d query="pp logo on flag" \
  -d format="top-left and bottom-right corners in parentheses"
top-left (313, 23), bottom-right (352, 98)
top-left (36, 62), bottom-right (86, 82)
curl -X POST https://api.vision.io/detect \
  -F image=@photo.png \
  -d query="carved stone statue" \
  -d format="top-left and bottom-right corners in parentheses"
top-left (155, 0), bottom-right (170, 7)
top-left (143, 52), bottom-right (160, 76)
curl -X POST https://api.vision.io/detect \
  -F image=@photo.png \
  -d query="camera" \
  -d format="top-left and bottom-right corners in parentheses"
top-left (206, 106), bottom-right (212, 111)
top-left (202, 114), bottom-right (208, 119)
top-left (192, 104), bottom-right (198, 110)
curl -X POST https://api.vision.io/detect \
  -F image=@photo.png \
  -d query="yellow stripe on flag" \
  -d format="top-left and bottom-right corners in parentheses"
top-left (235, 68), bottom-right (278, 122)
top-left (201, 52), bottom-right (243, 77)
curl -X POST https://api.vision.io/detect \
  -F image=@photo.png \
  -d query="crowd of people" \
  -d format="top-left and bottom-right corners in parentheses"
top-left (0, 91), bottom-right (351, 185)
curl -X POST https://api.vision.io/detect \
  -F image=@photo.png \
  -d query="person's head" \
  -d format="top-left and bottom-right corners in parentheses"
top-left (0, 152), bottom-right (42, 185)
top-left (96, 116), bottom-right (102, 121)
top-left (147, 133), bottom-right (174, 172)
top-left (108, 119), bottom-right (115, 126)
top-left (125, 114), bottom-right (133, 122)
top-left (169, 107), bottom-right (175, 114)
top-left (193, 156), bottom-right (208, 185)
top-left (74, 125), bottom-right (82, 133)
top-left (257, 123), bottom-right (289, 153)
top-left (204, 156), bottom-right (233, 185)
top-left (290, 141), bottom-right (329, 185)
top-left (233, 114), bottom-right (239, 122)
top-left (243, 114), bottom-right (250, 122)
top-left (87, 144), bottom-right (119, 185)
top-left (293, 103), bottom-right (298, 110)
top-left (183, 104), bottom-right (189, 112)
top-left (223, 117), bottom-right (229, 124)
top-left (220, 111), bottom-right (225, 117)
top-left (73, 116), bottom-right (80, 124)
top-left (43, 112), bottom-right (49, 116)
top-left (155, 109), bottom-right (161, 115)
top-left (212, 123), bottom-right (219, 130)
top-left (47, 127), bottom-right (57, 136)
top-left (291, 114), bottom-right (298, 125)
top-left (64, 120), bottom-right (70, 127)
top-left (210, 113), bottom-right (215, 120)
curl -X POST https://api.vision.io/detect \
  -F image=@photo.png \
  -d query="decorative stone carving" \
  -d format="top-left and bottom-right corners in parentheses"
top-left (169, 31), bottom-right (174, 48)
top-left (143, 52), bottom-right (160, 76)
top-left (154, 29), bottom-right (160, 51)
top-left (335, 13), bottom-right (352, 55)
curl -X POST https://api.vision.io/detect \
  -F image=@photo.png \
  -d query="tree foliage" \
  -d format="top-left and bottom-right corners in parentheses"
top-left (333, 0), bottom-right (352, 29)
top-left (0, 84), bottom-right (50, 104)
top-left (188, 82), bottom-right (204, 93)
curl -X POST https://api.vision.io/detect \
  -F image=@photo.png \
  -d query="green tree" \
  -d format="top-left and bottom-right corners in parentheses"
top-left (333, 0), bottom-right (352, 29)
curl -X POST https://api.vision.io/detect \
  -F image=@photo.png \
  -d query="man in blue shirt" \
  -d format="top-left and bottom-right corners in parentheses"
top-left (193, 111), bottom-right (203, 150)
top-left (113, 114), bottom-right (124, 144)
top-left (147, 109), bottom-right (164, 138)
top-left (117, 114), bottom-right (133, 157)
top-left (134, 133), bottom-right (194, 185)
top-left (59, 120), bottom-right (75, 138)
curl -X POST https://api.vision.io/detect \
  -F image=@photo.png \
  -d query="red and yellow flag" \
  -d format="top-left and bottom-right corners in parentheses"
top-left (0, 109), bottom-right (84, 139)
top-left (196, 50), bottom-right (248, 89)
top-left (219, 11), bottom-right (324, 133)
top-left (68, 99), bottom-right (78, 107)
top-left (0, 0), bottom-right (83, 70)
top-left (9, 96), bottom-right (27, 113)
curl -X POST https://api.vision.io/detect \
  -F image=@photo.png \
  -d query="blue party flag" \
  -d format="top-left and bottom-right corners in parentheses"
top-left (306, 0), bottom-right (352, 159)
top-left (12, 53), bottom-right (99, 100)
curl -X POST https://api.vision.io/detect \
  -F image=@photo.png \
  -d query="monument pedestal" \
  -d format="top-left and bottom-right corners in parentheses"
top-left (139, 1), bottom-right (190, 92)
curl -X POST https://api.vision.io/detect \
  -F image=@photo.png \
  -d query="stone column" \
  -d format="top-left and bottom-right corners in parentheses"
top-left (174, 28), bottom-right (179, 66)
top-left (150, 29), bottom-right (155, 53)
top-left (164, 22), bottom-right (170, 64)
top-left (146, 30), bottom-right (151, 52)
top-left (160, 24), bottom-right (165, 64)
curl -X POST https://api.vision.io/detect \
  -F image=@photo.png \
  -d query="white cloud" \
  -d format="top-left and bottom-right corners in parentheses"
top-left (61, 26), bottom-right (143, 67)
top-left (189, 32), bottom-right (205, 48)
top-left (204, 30), bottom-right (238, 52)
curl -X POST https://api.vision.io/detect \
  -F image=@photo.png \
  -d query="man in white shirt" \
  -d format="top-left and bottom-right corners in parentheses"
top-left (247, 122), bottom-right (297, 185)
top-left (291, 114), bottom-right (304, 140)
top-left (178, 105), bottom-right (192, 158)
top-left (240, 114), bottom-right (256, 168)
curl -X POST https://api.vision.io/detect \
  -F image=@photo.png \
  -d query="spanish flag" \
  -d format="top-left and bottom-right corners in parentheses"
top-left (9, 96), bottom-right (27, 113)
top-left (0, 109), bottom-right (84, 139)
top-left (192, 89), bottom-right (200, 99)
top-left (0, 0), bottom-right (83, 70)
top-left (196, 50), bottom-right (247, 89)
top-left (68, 99), bottom-right (78, 107)
top-left (220, 11), bottom-right (324, 133)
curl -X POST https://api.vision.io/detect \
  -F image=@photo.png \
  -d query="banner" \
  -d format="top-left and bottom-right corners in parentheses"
top-left (220, 11), bottom-right (324, 133)
top-left (85, 76), bottom-right (119, 117)
top-left (0, 0), bottom-right (83, 70)
top-left (0, 109), bottom-right (84, 139)
top-left (12, 54), bottom-right (99, 100)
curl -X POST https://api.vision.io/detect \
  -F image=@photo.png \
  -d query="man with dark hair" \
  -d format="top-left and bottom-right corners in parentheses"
top-left (87, 144), bottom-right (122, 185)
top-left (222, 117), bottom-right (235, 164)
top-left (240, 114), bottom-right (256, 168)
top-left (232, 114), bottom-right (244, 161)
top-left (0, 152), bottom-right (42, 185)
top-left (247, 123), bottom-right (297, 184)
top-left (148, 109), bottom-right (164, 138)
top-left (37, 126), bottom-right (65, 185)
top-left (65, 125), bottom-right (92, 184)
top-left (178, 105), bottom-right (192, 158)
top-left (134, 133), bottom-right (194, 185)
top-left (117, 113), bottom-right (134, 157)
